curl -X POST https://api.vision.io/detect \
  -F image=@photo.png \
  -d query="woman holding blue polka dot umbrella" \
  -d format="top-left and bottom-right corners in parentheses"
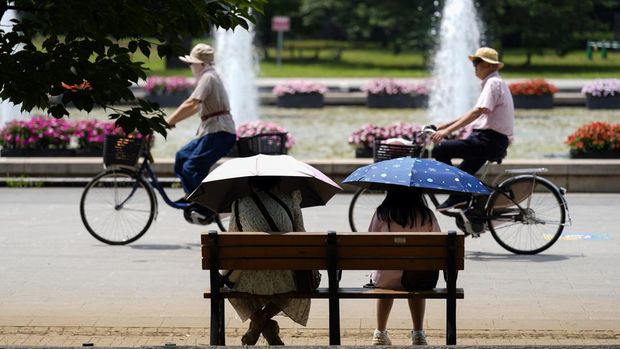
top-left (342, 157), bottom-right (488, 346)
top-left (343, 157), bottom-right (490, 195)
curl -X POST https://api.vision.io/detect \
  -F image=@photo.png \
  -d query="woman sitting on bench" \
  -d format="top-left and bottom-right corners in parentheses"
top-left (369, 186), bottom-right (441, 346)
top-left (226, 176), bottom-right (309, 346)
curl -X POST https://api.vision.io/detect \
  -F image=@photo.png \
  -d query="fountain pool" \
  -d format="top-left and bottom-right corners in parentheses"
top-left (63, 106), bottom-right (618, 160)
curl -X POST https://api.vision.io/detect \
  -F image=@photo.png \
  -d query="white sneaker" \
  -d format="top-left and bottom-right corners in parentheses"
top-left (372, 329), bottom-right (392, 345)
top-left (411, 330), bottom-right (428, 345)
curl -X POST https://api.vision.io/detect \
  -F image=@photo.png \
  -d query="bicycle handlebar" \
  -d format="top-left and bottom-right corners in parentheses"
top-left (422, 124), bottom-right (437, 135)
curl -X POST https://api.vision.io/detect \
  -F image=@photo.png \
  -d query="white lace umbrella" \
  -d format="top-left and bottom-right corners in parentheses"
top-left (187, 154), bottom-right (342, 213)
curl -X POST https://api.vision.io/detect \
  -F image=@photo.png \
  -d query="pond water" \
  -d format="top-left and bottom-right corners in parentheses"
top-left (69, 106), bottom-right (617, 160)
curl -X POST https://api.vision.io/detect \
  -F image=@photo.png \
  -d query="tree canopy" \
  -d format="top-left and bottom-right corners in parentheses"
top-left (0, 0), bottom-right (264, 136)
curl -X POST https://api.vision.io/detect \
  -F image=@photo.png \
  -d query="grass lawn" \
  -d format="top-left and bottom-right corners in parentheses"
top-left (141, 44), bottom-right (620, 79)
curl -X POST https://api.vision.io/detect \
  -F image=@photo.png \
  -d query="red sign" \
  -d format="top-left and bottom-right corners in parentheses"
top-left (271, 16), bottom-right (290, 32)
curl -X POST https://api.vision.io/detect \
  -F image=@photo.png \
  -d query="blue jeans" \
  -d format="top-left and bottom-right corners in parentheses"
top-left (175, 131), bottom-right (236, 194)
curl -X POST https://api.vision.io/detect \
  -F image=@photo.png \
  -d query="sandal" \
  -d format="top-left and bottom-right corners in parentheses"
top-left (262, 319), bottom-right (284, 346)
top-left (241, 314), bottom-right (267, 346)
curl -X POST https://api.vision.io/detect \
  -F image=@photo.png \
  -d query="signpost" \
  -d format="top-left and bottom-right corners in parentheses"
top-left (271, 16), bottom-right (290, 66)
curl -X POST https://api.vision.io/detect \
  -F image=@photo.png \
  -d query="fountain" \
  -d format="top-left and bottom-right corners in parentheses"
top-left (214, 24), bottom-right (260, 124)
top-left (428, 0), bottom-right (483, 123)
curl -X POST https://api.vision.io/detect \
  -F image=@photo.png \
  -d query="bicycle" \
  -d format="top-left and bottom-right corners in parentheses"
top-left (80, 132), bottom-right (288, 245)
top-left (348, 128), bottom-right (572, 255)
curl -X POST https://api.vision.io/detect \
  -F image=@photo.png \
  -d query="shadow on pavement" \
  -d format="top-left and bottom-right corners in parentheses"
top-left (466, 250), bottom-right (580, 262)
top-left (129, 243), bottom-right (200, 250)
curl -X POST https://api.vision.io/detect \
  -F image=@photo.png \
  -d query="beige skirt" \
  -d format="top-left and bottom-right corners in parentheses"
top-left (228, 270), bottom-right (311, 326)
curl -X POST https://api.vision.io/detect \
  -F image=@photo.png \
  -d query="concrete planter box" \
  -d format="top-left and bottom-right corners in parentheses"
top-left (355, 147), bottom-right (373, 158)
top-left (412, 95), bottom-right (429, 108)
top-left (367, 93), bottom-right (413, 108)
top-left (512, 94), bottom-right (554, 109)
top-left (145, 93), bottom-right (190, 107)
top-left (585, 94), bottom-right (620, 109)
top-left (276, 93), bottom-right (324, 108)
top-left (570, 149), bottom-right (620, 159)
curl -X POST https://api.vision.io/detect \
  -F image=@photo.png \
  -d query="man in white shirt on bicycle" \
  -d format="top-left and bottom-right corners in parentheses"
top-left (429, 47), bottom-right (514, 211)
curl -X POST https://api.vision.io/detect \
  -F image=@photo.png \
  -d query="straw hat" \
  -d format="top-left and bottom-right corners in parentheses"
top-left (179, 43), bottom-right (214, 64)
top-left (468, 47), bottom-right (504, 69)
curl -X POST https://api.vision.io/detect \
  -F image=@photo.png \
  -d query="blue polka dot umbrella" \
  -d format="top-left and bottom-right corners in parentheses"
top-left (342, 157), bottom-right (490, 195)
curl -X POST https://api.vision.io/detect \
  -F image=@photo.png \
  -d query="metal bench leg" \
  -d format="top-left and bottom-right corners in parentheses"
top-left (327, 231), bottom-right (340, 345)
top-left (328, 296), bottom-right (340, 345)
top-left (210, 295), bottom-right (220, 345)
top-left (218, 298), bottom-right (226, 345)
top-left (447, 294), bottom-right (456, 345)
top-left (446, 231), bottom-right (457, 345)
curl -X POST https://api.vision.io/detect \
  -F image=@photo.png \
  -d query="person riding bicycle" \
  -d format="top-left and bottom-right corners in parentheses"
top-left (429, 47), bottom-right (514, 211)
top-left (165, 43), bottom-right (237, 224)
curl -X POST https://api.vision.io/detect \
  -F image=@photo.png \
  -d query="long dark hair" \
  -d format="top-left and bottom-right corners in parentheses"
top-left (376, 186), bottom-right (432, 228)
top-left (248, 176), bottom-right (281, 192)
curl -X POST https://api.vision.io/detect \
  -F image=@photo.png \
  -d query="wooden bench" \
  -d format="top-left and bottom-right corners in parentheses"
top-left (202, 230), bottom-right (464, 345)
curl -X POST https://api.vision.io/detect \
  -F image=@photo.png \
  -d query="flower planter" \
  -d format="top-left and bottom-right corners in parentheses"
top-left (0, 148), bottom-right (75, 157)
top-left (512, 94), bottom-right (554, 109)
top-left (145, 93), bottom-right (190, 107)
top-left (355, 147), bottom-right (374, 158)
top-left (367, 93), bottom-right (414, 108)
top-left (585, 94), bottom-right (620, 109)
top-left (412, 95), bottom-right (429, 108)
top-left (277, 93), bottom-right (324, 108)
top-left (74, 148), bottom-right (103, 157)
top-left (569, 149), bottom-right (620, 159)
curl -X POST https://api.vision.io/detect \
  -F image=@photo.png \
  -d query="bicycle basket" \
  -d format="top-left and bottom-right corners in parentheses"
top-left (373, 139), bottom-right (421, 163)
top-left (103, 135), bottom-right (144, 167)
top-left (237, 132), bottom-right (288, 157)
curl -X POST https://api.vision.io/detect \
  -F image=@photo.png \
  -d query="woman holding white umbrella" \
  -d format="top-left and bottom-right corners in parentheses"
top-left (188, 154), bottom-right (342, 346)
top-left (226, 175), bottom-right (306, 346)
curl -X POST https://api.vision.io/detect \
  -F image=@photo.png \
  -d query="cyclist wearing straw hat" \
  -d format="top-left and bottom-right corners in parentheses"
top-left (429, 47), bottom-right (514, 211)
top-left (166, 43), bottom-right (237, 224)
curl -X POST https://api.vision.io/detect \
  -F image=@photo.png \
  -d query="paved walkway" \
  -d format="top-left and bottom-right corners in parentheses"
top-left (1, 189), bottom-right (619, 346)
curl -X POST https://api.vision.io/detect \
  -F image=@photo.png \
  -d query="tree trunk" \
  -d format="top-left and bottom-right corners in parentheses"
top-left (524, 51), bottom-right (532, 67)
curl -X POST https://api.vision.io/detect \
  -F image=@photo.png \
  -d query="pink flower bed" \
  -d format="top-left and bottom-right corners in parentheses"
top-left (272, 80), bottom-right (328, 97)
top-left (144, 76), bottom-right (195, 95)
top-left (236, 121), bottom-right (295, 150)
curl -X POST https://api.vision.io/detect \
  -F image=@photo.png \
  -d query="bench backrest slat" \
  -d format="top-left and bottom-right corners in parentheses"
top-left (203, 258), bottom-right (463, 270)
top-left (201, 232), bottom-right (464, 271)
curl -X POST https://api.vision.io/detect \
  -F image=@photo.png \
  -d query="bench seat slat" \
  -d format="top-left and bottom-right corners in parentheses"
top-left (203, 258), bottom-right (464, 270)
top-left (205, 287), bottom-right (464, 299)
top-left (211, 245), bottom-right (462, 259)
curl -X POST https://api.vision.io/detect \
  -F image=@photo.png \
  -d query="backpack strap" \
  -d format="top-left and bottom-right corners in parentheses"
top-left (234, 200), bottom-right (242, 231)
top-left (265, 191), bottom-right (294, 228)
top-left (250, 193), bottom-right (280, 232)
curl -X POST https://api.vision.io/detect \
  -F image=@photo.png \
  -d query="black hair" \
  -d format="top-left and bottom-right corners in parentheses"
top-left (376, 186), bottom-right (432, 229)
top-left (248, 176), bottom-right (281, 192)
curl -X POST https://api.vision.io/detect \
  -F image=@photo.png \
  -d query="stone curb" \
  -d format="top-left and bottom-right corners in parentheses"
top-left (1, 158), bottom-right (620, 193)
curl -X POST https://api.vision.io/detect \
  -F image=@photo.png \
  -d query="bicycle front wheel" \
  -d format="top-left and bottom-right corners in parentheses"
top-left (80, 168), bottom-right (156, 245)
top-left (348, 188), bottom-right (386, 232)
top-left (487, 175), bottom-right (566, 254)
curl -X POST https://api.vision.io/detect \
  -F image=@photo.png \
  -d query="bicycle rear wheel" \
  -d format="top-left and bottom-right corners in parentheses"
top-left (80, 168), bottom-right (156, 245)
top-left (487, 175), bottom-right (566, 254)
top-left (348, 188), bottom-right (386, 232)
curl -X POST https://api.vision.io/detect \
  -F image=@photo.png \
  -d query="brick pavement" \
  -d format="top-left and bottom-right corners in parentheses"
top-left (1, 326), bottom-right (619, 346)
